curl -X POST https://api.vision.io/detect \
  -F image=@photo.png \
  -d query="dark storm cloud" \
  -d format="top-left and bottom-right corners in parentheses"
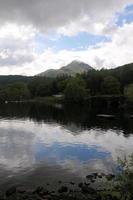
top-left (0, 0), bottom-right (131, 32)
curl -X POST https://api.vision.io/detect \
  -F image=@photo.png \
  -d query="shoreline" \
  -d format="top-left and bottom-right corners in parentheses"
top-left (0, 173), bottom-right (118, 200)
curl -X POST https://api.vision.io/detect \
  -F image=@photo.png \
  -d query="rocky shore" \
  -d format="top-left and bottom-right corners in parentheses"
top-left (0, 173), bottom-right (118, 200)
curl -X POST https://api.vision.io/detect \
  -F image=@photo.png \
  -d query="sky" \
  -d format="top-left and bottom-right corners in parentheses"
top-left (0, 0), bottom-right (133, 75)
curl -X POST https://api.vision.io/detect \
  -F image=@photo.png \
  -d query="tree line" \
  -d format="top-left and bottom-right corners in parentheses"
top-left (0, 63), bottom-right (133, 103)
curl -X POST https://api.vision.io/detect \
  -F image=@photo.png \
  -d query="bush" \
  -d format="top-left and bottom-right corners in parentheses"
top-left (124, 84), bottom-right (133, 103)
top-left (64, 76), bottom-right (87, 102)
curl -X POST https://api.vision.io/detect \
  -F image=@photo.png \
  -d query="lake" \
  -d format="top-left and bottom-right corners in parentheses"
top-left (0, 102), bottom-right (132, 191)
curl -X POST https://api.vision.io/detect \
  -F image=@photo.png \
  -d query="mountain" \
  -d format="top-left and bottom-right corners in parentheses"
top-left (111, 62), bottom-right (133, 72)
top-left (37, 60), bottom-right (93, 78)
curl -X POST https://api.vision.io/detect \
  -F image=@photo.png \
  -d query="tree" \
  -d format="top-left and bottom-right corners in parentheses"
top-left (102, 76), bottom-right (121, 95)
top-left (124, 84), bottom-right (133, 102)
top-left (28, 77), bottom-right (54, 97)
top-left (64, 76), bottom-right (87, 102)
top-left (0, 83), bottom-right (30, 101)
top-left (82, 70), bottom-right (103, 95)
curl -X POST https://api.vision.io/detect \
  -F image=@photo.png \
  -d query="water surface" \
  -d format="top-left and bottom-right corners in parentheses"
top-left (0, 103), bottom-right (132, 190)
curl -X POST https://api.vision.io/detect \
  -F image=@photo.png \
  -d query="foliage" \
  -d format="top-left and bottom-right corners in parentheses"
top-left (0, 75), bottom-right (31, 86)
top-left (28, 77), bottom-right (54, 97)
top-left (82, 69), bottom-right (103, 95)
top-left (64, 76), bottom-right (87, 102)
top-left (116, 155), bottom-right (133, 199)
top-left (0, 62), bottom-right (132, 102)
top-left (101, 76), bottom-right (121, 95)
top-left (0, 83), bottom-right (30, 101)
top-left (96, 154), bottom-right (133, 200)
top-left (124, 84), bottom-right (133, 102)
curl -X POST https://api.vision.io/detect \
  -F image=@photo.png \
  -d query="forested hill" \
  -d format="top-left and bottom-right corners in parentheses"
top-left (101, 62), bottom-right (133, 86)
top-left (0, 62), bottom-right (132, 85)
top-left (0, 62), bottom-right (132, 103)
top-left (113, 62), bottom-right (133, 71)
top-left (0, 75), bottom-right (32, 86)
top-left (112, 63), bottom-right (133, 84)
top-left (109, 62), bottom-right (133, 77)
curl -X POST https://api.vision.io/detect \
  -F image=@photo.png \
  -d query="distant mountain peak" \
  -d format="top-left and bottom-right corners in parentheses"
top-left (70, 60), bottom-right (83, 64)
top-left (37, 60), bottom-right (93, 78)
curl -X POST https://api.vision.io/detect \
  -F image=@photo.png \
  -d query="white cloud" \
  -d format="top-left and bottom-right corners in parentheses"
top-left (0, 23), bottom-right (36, 72)
top-left (0, 21), bottom-right (132, 75)
top-left (0, 119), bottom-right (133, 172)
top-left (0, 0), bottom-right (132, 35)
top-left (0, 23), bottom-right (36, 40)
top-left (0, 1), bottom-right (132, 75)
top-left (37, 22), bottom-right (133, 73)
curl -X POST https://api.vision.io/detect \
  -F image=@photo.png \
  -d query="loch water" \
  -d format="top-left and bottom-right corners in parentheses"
top-left (0, 102), bottom-right (132, 190)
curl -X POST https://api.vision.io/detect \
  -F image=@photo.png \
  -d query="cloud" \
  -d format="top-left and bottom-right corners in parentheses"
top-left (0, 119), bottom-right (133, 172)
top-left (40, 22), bottom-right (133, 71)
top-left (0, 0), bottom-right (132, 35)
top-left (0, 21), bottom-right (132, 75)
top-left (0, 24), bottom-right (36, 71)
top-left (0, 0), bottom-right (132, 75)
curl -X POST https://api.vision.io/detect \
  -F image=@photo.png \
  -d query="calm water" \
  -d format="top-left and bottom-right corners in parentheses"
top-left (0, 102), bottom-right (132, 190)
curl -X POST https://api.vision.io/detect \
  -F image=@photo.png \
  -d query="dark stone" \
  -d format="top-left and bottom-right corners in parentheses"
top-left (86, 175), bottom-right (93, 179)
top-left (105, 194), bottom-right (113, 200)
top-left (58, 180), bottom-right (62, 184)
top-left (33, 186), bottom-right (44, 194)
top-left (18, 188), bottom-right (26, 194)
top-left (84, 182), bottom-right (90, 186)
top-left (78, 183), bottom-right (83, 188)
top-left (91, 179), bottom-right (95, 183)
top-left (69, 189), bottom-right (73, 193)
top-left (98, 174), bottom-right (102, 178)
top-left (81, 186), bottom-right (96, 194)
top-left (58, 186), bottom-right (68, 193)
top-left (106, 174), bottom-right (115, 181)
top-left (92, 173), bottom-right (98, 178)
top-left (40, 189), bottom-right (49, 196)
top-left (6, 187), bottom-right (16, 197)
top-left (96, 195), bottom-right (102, 200)
top-left (101, 173), bottom-right (106, 177)
top-left (70, 181), bottom-right (75, 185)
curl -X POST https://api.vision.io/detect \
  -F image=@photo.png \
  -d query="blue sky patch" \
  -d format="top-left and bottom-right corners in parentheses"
top-left (34, 32), bottom-right (111, 54)
top-left (116, 4), bottom-right (133, 27)
top-left (35, 142), bottom-right (110, 164)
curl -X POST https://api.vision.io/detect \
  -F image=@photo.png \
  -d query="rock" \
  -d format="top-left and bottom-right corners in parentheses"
top-left (78, 183), bottom-right (83, 188)
top-left (33, 186), bottom-right (44, 194)
top-left (58, 180), bottom-right (62, 184)
top-left (106, 174), bottom-right (115, 181)
top-left (6, 187), bottom-right (16, 197)
top-left (92, 173), bottom-right (98, 178)
top-left (81, 186), bottom-right (96, 194)
top-left (51, 191), bottom-right (55, 194)
top-left (84, 182), bottom-right (90, 186)
top-left (70, 181), bottom-right (75, 185)
top-left (86, 174), bottom-right (94, 179)
top-left (58, 186), bottom-right (68, 193)
top-left (105, 194), bottom-right (113, 200)
top-left (17, 187), bottom-right (26, 194)
top-left (98, 174), bottom-right (102, 179)
top-left (90, 179), bottom-right (95, 183)
top-left (101, 173), bottom-right (106, 177)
